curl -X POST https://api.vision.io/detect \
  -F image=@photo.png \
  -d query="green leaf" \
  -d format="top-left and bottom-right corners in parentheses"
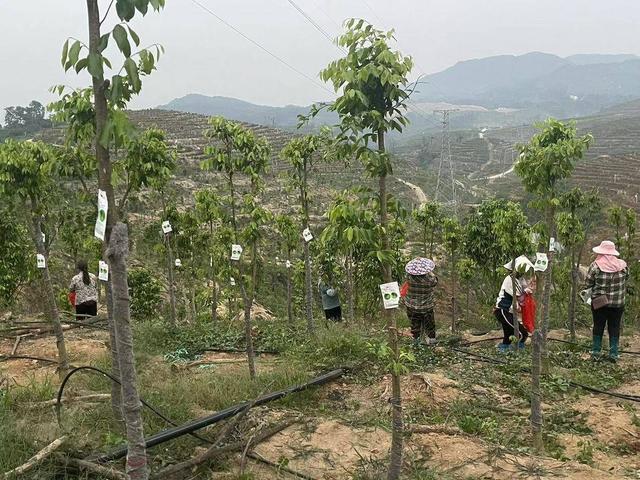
top-left (87, 52), bottom-right (104, 79)
top-left (116, 0), bottom-right (135, 21)
top-left (66, 40), bottom-right (82, 71)
top-left (112, 24), bottom-right (131, 57)
top-left (74, 57), bottom-right (88, 73)
top-left (124, 57), bottom-right (141, 92)
top-left (61, 39), bottom-right (69, 67)
top-left (127, 26), bottom-right (140, 46)
top-left (134, 0), bottom-right (148, 15)
top-left (98, 33), bottom-right (110, 53)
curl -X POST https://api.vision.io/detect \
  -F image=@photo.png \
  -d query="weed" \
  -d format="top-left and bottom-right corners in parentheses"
top-left (575, 440), bottom-right (594, 466)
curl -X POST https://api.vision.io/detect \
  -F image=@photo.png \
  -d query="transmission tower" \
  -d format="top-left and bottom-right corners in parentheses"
top-left (434, 109), bottom-right (459, 214)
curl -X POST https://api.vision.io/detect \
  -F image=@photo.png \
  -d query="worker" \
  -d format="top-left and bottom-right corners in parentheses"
top-left (318, 276), bottom-right (342, 322)
top-left (402, 257), bottom-right (438, 345)
top-left (584, 240), bottom-right (629, 363)
top-left (495, 255), bottom-right (534, 352)
top-left (69, 259), bottom-right (98, 319)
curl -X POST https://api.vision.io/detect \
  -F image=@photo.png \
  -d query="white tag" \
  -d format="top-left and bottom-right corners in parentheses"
top-left (549, 237), bottom-right (556, 252)
top-left (286, 260), bottom-right (292, 269)
top-left (302, 227), bottom-right (313, 242)
top-left (98, 260), bottom-right (109, 281)
top-left (230, 277), bottom-right (236, 286)
top-left (534, 252), bottom-right (548, 272)
top-left (161, 220), bottom-right (172, 234)
top-left (231, 244), bottom-right (243, 261)
top-left (530, 232), bottom-right (539, 245)
top-left (94, 189), bottom-right (108, 241)
top-left (41, 232), bottom-right (46, 244)
top-left (36, 254), bottom-right (46, 269)
top-left (175, 258), bottom-right (182, 267)
top-left (380, 281), bottom-right (400, 309)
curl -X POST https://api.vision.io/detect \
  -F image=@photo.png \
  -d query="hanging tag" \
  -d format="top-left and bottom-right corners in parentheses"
top-left (98, 260), bottom-right (109, 281)
top-left (302, 227), bottom-right (313, 242)
top-left (36, 254), bottom-right (46, 269)
top-left (231, 244), bottom-right (243, 261)
top-left (549, 237), bottom-right (557, 252)
top-left (530, 232), bottom-right (540, 246)
top-left (380, 281), bottom-right (400, 309)
top-left (534, 252), bottom-right (548, 272)
top-left (94, 189), bottom-right (108, 241)
top-left (162, 220), bottom-right (173, 234)
top-left (230, 277), bottom-right (236, 286)
top-left (175, 258), bottom-right (182, 267)
top-left (286, 260), bottom-right (292, 269)
top-left (41, 232), bottom-right (46, 244)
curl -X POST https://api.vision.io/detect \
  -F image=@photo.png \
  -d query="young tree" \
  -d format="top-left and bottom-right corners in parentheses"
top-left (317, 19), bottom-right (413, 479)
top-left (0, 140), bottom-right (69, 371)
top-left (56, 1), bottom-right (167, 475)
top-left (281, 135), bottom-right (323, 333)
top-left (442, 217), bottom-right (463, 333)
top-left (624, 208), bottom-right (636, 260)
top-left (275, 214), bottom-right (299, 323)
top-left (608, 206), bottom-right (624, 249)
top-left (0, 204), bottom-right (34, 308)
top-left (457, 257), bottom-right (477, 325)
top-left (202, 117), bottom-right (271, 379)
top-left (516, 119), bottom-right (591, 370)
top-left (412, 201), bottom-right (444, 257)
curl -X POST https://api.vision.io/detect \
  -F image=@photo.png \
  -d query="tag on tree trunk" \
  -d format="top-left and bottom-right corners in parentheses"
top-left (98, 260), bottom-right (109, 281)
top-left (302, 227), bottom-right (313, 242)
top-left (230, 277), bottom-right (236, 286)
top-left (534, 253), bottom-right (548, 272)
top-left (380, 282), bottom-right (400, 309)
top-left (162, 220), bottom-right (172, 234)
top-left (286, 260), bottom-right (292, 269)
top-left (36, 254), bottom-right (46, 269)
top-left (175, 258), bottom-right (182, 267)
top-left (41, 232), bottom-right (46, 244)
top-left (231, 244), bottom-right (243, 261)
top-left (94, 190), bottom-right (108, 241)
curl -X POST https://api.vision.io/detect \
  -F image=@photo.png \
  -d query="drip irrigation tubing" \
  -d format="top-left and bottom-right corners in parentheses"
top-left (56, 366), bottom-right (214, 446)
top-left (548, 337), bottom-right (640, 356)
top-left (93, 368), bottom-right (345, 463)
top-left (0, 355), bottom-right (58, 364)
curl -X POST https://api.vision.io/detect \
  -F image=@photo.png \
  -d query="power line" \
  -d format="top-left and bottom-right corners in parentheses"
top-left (189, 0), bottom-right (334, 96)
top-left (285, 0), bottom-right (345, 52)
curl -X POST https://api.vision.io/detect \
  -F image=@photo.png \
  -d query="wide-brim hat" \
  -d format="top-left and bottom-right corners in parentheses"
top-left (593, 240), bottom-right (620, 256)
top-left (405, 257), bottom-right (435, 275)
top-left (503, 255), bottom-right (534, 272)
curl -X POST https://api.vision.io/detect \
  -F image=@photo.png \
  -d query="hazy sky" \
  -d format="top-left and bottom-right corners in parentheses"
top-left (1, 0), bottom-right (639, 115)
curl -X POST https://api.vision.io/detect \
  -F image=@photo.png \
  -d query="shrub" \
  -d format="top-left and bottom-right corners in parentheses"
top-left (129, 267), bottom-right (162, 320)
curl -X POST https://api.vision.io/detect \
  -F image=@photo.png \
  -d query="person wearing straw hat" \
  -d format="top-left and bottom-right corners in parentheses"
top-left (402, 257), bottom-right (438, 345)
top-left (584, 240), bottom-right (629, 363)
top-left (494, 255), bottom-right (535, 352)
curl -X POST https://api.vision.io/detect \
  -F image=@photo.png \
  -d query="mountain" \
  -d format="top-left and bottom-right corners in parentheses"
top-left (414, 52), bottom-right (640, 115)
top-left (158, 94), bottom-right (335, 129)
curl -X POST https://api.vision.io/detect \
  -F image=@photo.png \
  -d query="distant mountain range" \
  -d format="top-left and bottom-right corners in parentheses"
top-left (159, 52), bottom-right (640, 132)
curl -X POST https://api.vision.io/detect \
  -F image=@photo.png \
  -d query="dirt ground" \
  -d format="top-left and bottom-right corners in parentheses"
top-left (2, 327), bottom-right (640, 479)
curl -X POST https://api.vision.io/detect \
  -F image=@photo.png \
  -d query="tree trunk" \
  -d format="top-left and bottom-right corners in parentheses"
top-left (190, 283), bottom-right (197, 323)
top-left (105, 282), bottom-right (123, 421)
top-left (531, 330), bottom-right (544, 453)
top-left (31, 212), bottom-right (68, 373)
top-left (540, 205), bottom-right (555, 373)
top-left (451, 251), bottom-right (457, 333)
top-left (510, 258), bottom-right (521, 347)
top-left (106, 223), bottom-right (148, 480)
top-left (164, 234), bottom-right (177, 325)
top-left (211, 275), bottom-right (218, 323)
top-left (238, 274), bottom-right (256, 379)
top-left (423, 226), bottom-right (428, 257)
top-left (86, 0), bottom-right (123, 418)
top-left (300, 164), bottom-right (314, 334)
top-left (347, 252), bottom-right (355, 323)
top-left (286, 250), bottom-right (293, 323)
top-left (568, 248), bottom-right (578, 341)
top-left (429, 228), bottom-right (435, 258)
top-left (379, 131), bottom-right (403, 480)
top-left (466, 284), bottom-right (470, 325)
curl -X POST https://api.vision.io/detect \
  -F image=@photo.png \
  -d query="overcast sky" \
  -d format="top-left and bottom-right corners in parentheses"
top-left (1, 0), bottom-right (639, 115)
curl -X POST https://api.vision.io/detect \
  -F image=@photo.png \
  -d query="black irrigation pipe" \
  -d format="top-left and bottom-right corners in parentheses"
top-left (56, 366), bottom-right (215, 446)
top-left (93, 367), bottom-right (345, 463)
top-left (548, 337), bottom-right (640, 356)
top-left (0, 355), bottom-right (59, 364)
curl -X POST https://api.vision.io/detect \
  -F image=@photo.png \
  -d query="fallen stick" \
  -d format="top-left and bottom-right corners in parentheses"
top-left (151, 419), bottom-right (297, 480)
top-left (29, 394), bottom-right (111, 409)
top-left (10, 336), bottom-right (22, 356)
top-left (247, 452), bottom-right (317, 480)
top-left (54, 454), bottom-right (127, 480)
top-left (2, 435), bottom-right (67, 479)
top-left (408, 425), bottom-right (467, 436)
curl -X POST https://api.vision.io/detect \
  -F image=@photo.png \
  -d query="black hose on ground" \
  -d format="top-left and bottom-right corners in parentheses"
top-left (0, 355), bottom-right (58, 364)
top-left (55, 366), bottom-right (214, 445)
top-left (92, 368), bottom-right (345, 463)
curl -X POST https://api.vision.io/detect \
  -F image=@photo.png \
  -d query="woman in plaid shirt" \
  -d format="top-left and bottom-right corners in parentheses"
top-left (584, 240), bottom-right (629, 363)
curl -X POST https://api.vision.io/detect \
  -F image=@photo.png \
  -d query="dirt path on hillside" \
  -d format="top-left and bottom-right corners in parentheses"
top-left (396, 177), bottom-right (428, 205)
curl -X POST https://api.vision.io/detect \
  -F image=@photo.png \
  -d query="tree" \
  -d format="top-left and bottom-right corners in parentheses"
top-left (412, 201), bottom-right (444, 257)
top-left (317, 19), bottom-right (413, 479)
top-left (608, 206), bottom-right (624, 249)
top-left (0, 140), bottom-right (69, 372)
top-left (457, 257), bottom-right (477, 325)
top-left (275, 214), bottom-right (299, 323)
top-left (202, 117), bottom-right (271, 379)
top-left (0, 100), bottom-right (51, 141)
top-left (281, 135), bottom-right (323, 333)
top-left (557, 188), bottom-right (602, 341)
top-left (56, 1), bottom-right (167, 476)
top-left (515, 119), bottom-right (592, 371)
top-left (442, 217), bottom-right (463, 333)
top-left (321, 189), bottom-right (376, 322)
top-left (624, 208), bottom-right (636, 260)
top-left (0, 205), bottom-right (34, 308)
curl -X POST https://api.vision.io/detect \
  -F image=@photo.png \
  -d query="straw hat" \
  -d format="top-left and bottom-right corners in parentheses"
top-left (592, 240), bottom-right (620, 256)
top-left (405, 257), bottom-right (435, 275)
